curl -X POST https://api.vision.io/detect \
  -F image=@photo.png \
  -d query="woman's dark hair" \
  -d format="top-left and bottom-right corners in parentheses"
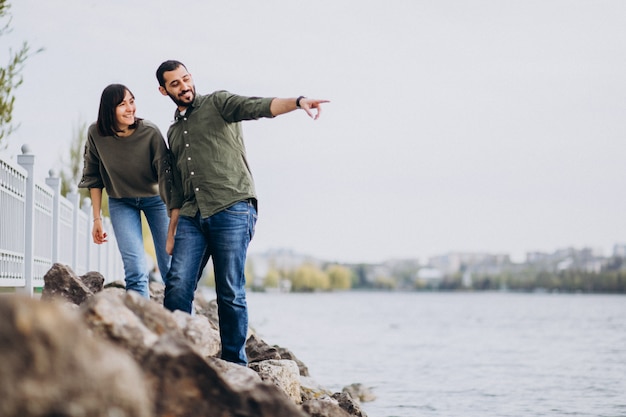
top-left (96, 84), bottom-right (139, 137)
top-left (156, 60), bottom-right (187, 87)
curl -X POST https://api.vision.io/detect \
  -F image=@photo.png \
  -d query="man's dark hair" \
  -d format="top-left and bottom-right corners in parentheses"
top-left (156, 60), bottom-right (187, 87)
top-left (97, 84), bottom-right (138, 137)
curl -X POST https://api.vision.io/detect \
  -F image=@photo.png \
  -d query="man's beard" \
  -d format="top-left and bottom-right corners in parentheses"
top-left (168, 87), bottom-right (196, 108)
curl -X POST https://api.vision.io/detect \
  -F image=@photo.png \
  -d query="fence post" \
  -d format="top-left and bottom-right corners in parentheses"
top-left (45, 171), bottom-right (61, 263)
top-left (16, 145), bottom-right (35, 297)
top-left (67, 188), bottom-right (80, 271)
top-left (82, 199), bottom-right (92, 271)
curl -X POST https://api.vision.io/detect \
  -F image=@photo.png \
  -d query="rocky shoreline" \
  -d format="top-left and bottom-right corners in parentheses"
top-left (0, 263), bottom-right (374, 417)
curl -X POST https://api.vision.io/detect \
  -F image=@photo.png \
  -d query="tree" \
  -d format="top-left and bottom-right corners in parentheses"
top-left (326, 264), bottom-right (352, 290)
top-left (0, 0), bottom-right (42, 148)
top-left (291, 263), bottom-right (330, 292)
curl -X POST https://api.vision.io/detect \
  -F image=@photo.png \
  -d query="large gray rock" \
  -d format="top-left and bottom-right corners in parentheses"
top-left (302, 397), bottom-right (354, 417)
top-left (247, 332), bottom-right (282, 362)
top-left (41, 262), bottom-right (93, 304)
top-left (0, 295), bottom-right (152, 417)
top-left (81, 288), bottom-right (161, 360)
top-left (277, 345), bottom-right (311, 376)
top-left (332, 392), bottom-right (369, 417)
top-left (143, 334), bottom-right (309, 417)
top-left (249, 359), bottom-right (302, 404)
top-left (172, 309), bottom-right (221, 358)
top-left (80, 270), bottom-right (105, 293)
top-left (342, 383), bottom-right (376, 403)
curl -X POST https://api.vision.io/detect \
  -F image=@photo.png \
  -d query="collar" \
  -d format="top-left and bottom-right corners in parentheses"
top-left (174, 94), bottom-right (202, 121)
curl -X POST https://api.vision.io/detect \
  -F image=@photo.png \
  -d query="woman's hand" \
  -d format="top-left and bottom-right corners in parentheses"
top-left (92, 218), bottom-right (108, 244)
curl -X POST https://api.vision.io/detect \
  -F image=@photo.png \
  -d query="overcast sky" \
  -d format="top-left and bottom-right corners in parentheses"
top-left (3, 0), bottom-right (626, 264)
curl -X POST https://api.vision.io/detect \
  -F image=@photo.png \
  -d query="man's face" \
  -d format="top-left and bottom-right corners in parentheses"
top-left (159, 66), bottom-right (196, 109)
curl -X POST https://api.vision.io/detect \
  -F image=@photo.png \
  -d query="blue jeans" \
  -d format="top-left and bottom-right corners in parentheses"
top-left (108, 196), bottom-right (171, 298)
top-left (164, 200), bottom-right (257, 365)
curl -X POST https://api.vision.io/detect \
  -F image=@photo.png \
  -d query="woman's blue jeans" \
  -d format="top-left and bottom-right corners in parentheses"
top-left (164, 200), bottom-right (257, 365)
top-left (108, 196), bottom-right (171, 298)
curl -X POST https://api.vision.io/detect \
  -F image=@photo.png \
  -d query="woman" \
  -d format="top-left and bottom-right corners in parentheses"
top-left (79, 84), bottom-right (171, 298)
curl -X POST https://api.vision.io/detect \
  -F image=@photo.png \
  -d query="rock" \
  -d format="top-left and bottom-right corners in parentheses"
top-left (41, 262), bottom-right (93, 304)
top-left (332, 392), bottom-right (369, 417)
top-left (172, 310), bottom-right (221, 358)
top-left (142, 333), bottom-right (309, 417)
top-left (249, 359), bottom-right (302, 404)
top-left (81, 288), bottom-right (161, 360)
top-left (301, 397), bottom-right (354, 417)
top-left (300, 375), bottom-right (334, 402)
top-left (149, 280), bottom-right (165, 304)
top-left (247, 332), bottom-right (282, 362)
top-left (122, 289), bottom-right (182, 336)
top-left (342, 383), bottom-right (376, 403)
top-left (276, 345), bottom-right (310, 376)
top-left (79, 270), bottom-right (105, 293)
top-left (104, 279), bottom-right (126, 290)
top-left (0, 295), bottom-right (152, 417)
top-left (193, 290), bottom-right (220, 328)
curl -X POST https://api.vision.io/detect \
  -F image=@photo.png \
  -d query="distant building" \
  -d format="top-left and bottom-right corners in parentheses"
top-left (613, 244), bottom-right (626, 258)
top-left (427, 252), bottom-right (510, 276)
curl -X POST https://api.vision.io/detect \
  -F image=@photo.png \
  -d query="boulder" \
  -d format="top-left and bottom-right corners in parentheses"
top-left (143, 334), bottom-right (309, 417)
top-left (332, 392), bottom-right (369, 417)
top-left (342, 383), bottom-right (376, 403)
top-left (301, 397), bottom-right (354, 417)
top-left (79, 270), bottom-right (105, 293)
top-left (0, 295), bottom-right (152, 417)
top-left (249, 359), bottom-right (302, 404)
top-left (41, 262), bottom-right (92, 304)
top-left (81, 288), bottom-right (161, 360)
top-left (300, 375), bottom-right (334, 402)
top-left (172, 309), bottom-right (221, 358)
top-left (247, 332), bottom-right (281, 362)
top-left (276, 345), bottom-right (311, 376)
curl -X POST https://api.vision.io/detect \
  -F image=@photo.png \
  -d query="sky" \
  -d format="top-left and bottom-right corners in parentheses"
top-left (3, 0), bottom-right (626, 264)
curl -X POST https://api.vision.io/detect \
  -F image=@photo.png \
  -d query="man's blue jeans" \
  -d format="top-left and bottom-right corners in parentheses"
top-left (164, 200), bottom-right (257, 365)
top-left (108, 196), bottom-right (171, 298)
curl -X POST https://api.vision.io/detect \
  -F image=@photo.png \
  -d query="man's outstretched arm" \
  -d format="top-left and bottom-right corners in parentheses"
top-left (270, 97), bottom-right (330, 120)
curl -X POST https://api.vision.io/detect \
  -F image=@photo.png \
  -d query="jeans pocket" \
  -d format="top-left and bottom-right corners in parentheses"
top-left (224, 201), bottom-right (249, 215)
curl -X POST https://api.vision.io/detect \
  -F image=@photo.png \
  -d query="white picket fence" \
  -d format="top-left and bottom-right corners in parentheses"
top-left (0, 145), bottom-right (124, 295)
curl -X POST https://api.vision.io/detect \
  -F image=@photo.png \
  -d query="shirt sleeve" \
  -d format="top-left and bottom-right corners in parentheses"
top-left (77, 131), bottom-right (104, 190)
top-left (212, 90), bottom-right (274, 123)
top-left (166, 148), bottom-right (184, 211)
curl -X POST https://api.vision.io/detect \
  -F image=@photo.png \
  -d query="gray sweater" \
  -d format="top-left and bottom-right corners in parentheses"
top-left (78, 119), bottom-right (169, 200)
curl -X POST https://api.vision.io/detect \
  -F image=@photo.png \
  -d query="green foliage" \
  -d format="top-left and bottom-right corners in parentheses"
top-left (290, 263), bottom-right (330, 292)
top-left (326, 264), bottom-right (352, 290)
top-left (263, 267), bottom-right (280, 288)
top-left (0, 0), bottom-right (42, 147)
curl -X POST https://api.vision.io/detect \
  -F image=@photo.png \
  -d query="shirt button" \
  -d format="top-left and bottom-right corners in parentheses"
top-left (187, 157), bottom-right (191, 160)
top-left (191, 171), bottom-right (194, 175)
top-left (184, 131), bottom-right (188, 134)
top-left (185, 144), bottom-right (189, 147)
top-left (195, 187), bottom-right (199, 191)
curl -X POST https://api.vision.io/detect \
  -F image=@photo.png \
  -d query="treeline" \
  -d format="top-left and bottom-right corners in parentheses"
top-left (438, 269), bottom-right (626, 293)
top-left (201, 263), bottom-right (354, 292)
top-left (199, 259), bottom-right (626, 294)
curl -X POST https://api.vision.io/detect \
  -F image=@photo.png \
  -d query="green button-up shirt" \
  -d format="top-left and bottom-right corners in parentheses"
top-left (167, 90), bottom-right (274, 218)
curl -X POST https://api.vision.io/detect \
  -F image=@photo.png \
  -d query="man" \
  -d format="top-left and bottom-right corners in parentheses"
top-left (156, 60), bottom-right (328, 365)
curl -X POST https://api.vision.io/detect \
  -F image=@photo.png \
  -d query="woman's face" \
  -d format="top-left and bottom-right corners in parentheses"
top-left (115, 90), bottom-right (136, 129)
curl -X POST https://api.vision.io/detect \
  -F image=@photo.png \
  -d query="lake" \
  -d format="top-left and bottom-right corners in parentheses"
top-left (246, 291), bottom-right (626, 417)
